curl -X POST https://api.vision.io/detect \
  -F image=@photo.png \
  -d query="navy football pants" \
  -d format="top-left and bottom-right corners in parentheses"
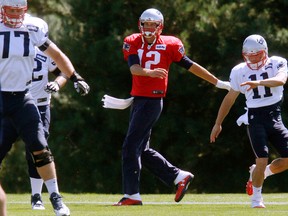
top-left (122, 97), bottom-right (179, 195)
top-left (247, 100), bottom-right (288, 158)
top-left (0, 91), bottom-right (48, 177)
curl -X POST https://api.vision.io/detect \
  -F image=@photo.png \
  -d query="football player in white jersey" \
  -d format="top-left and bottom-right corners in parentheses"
top-left (0, 0), bottom-right (89, 215)
top-left (210, 34), bottom-right (288, 208)
top-left (0, 47), bottom-right (68, 210)
top-left (30, 48), bottom-right (68, 210)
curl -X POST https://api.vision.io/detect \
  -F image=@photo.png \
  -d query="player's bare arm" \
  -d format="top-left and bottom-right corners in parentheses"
top-left (188, 62), bottom-right (218, 85)
top-left (43, 42), bottom-right (75, 78)
top-left (188, 62), bottom-right (230, 90)
top-left (130, 64), bottom-right (168, 79)
top-left (43, 41), bottom-right (90, 96)
top-left (210, 90), bottom-right (239, 143)
top-left (240, 70), bottom-right (287, 91)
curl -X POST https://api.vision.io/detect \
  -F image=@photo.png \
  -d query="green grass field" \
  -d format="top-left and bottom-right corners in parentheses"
top-left (6, 193), bottom-right (288, 215)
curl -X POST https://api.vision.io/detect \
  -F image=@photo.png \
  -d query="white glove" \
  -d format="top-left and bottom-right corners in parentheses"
top-left (44, 81), bottom-right (60, 93)
top-left (216, 80), bottom-right (231, 91)
top-left (74, 80), bottom-right (90, 96)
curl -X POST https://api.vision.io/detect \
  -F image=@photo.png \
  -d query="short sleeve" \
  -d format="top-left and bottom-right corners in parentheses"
top-left (24, 16), bottom-right (49, 47)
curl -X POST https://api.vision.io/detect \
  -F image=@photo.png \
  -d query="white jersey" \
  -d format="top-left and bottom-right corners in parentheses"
top-left (31, 48), bottom-right (57, 106)
top-left (230, 56), bottom-right (288, 108)
top-left (0, 15), bottom-right (48, 91)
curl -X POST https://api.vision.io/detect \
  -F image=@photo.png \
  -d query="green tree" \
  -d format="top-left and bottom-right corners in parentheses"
top-left (2, 0), bottom-right (288, 193)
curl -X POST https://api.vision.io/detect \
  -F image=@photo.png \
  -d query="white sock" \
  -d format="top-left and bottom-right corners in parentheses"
top-left (30, 178), bottom-right (44, 195)
top-left (124, 193), bottom-right (141, 201)
top-left (252, 186), bottom-right (262, 198)
top-left (264, 165), bottom-right (274, 179)
top-left (44, 178), bottom-right (59, 195)
top-left (174, 170), bottom-right (192, 185)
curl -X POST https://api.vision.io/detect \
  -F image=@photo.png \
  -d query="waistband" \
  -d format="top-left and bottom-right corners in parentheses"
top-left (248, 100), bottom-right (282, 112)
top-left (1, 89), bottom-right (28, 96)
top-left (133, 96), bottom-right (162, 100)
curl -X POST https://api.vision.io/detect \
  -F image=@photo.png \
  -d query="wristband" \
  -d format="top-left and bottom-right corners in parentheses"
top-left (70, 71), bottom-right (84, 82)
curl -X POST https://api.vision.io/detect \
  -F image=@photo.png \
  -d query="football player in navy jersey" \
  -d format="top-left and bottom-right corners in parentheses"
top-left (0, 0), bottom-right (89, 215)
top-left (114, 8), bottom-right (230, 206)
top-left (210, 34), bottom-right (288, 208)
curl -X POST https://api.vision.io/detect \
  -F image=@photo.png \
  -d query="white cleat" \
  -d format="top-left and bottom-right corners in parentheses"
top-left (31, 193), bottom-right (45, 210)
top-left (251, 196), bottom-right (265, 208)
top-left (50, 192), bottom-right (70, 216)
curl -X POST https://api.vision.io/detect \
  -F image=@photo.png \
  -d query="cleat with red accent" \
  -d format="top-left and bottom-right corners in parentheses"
top-left (246, 164), bottom-right (255, 196)
top-left (113, 197), bottom-right (143, 206)
top-left (246, 180), bottom-right (253, 196)
top-left (174, 174), bottom-right (194, 202)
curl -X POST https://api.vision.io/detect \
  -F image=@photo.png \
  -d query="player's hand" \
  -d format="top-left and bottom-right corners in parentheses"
top-left (74, 80), bottom-right (90, 96)
top-left (240, 81), bottom-right (260, 91)
top-left (210, 124), bottom-right (222, 143)
top-left (216, 80), bottom-right (231, 91)
top-left (44, 81), bottom-right (60, 93)
top-left (70, 71), bottom-right (90, 96)
top-left (147, 68), bottom-right (168, 79)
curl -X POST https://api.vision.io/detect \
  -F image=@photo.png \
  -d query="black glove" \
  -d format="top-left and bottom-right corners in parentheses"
top-left (70, 71), bottom-right (90, 96)
top-left (44, 81), bottom-right (60, 93)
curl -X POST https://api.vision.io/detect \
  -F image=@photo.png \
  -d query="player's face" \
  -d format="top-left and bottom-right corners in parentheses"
top-left (2, 7), bottom-right (26, 28)
top-left (143, 22), bottom-right (158, 28)
top-left (142, 21), bottom-right (159, 40)
top-left (244, 51), bottom-right (265, 63)
top-left (5, 8), bottom-right (25, 16)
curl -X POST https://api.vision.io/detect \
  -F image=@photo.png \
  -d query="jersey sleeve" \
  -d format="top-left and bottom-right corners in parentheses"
top-left (24, 16), bottom-right (49, 47)
top-left (122, 34), bottom-right (140, 61)
top-left (229, 66), bottom-right (241, 91)
top-left (167, 36), bottom-right (186, 62)
top-left (273, 56), bottom-right (287, 75)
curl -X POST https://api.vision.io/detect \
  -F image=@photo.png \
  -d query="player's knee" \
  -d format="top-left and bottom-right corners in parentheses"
top-left (31, 148), bottom-right (54, 167)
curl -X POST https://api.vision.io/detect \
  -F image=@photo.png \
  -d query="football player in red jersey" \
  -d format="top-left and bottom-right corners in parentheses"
top-left (114, 8), bottom-right (230, 206)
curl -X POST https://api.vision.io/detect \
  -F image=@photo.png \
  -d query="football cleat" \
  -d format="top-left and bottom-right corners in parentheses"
top-left (113, 197), bottom-right (143, 206)
top-left (246, 181), bottom-right (253, 196)
top-left (246, 164), bottom-right (256, 196)
top-left (31, 193), bottom-right (45, 210)
top-left (50, 192), bottom-right (70, 216)
top-left (175, 174), bottom-right (194, 202)
top-left (251, 197), bottom-right (266, 208)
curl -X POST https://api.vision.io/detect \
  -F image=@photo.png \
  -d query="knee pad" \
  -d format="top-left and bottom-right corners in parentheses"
top-left (31, 148), bottom-right (54, 167)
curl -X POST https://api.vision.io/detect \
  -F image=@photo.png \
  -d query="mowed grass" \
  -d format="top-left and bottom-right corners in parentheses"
top-left (6, 193), bottom-right (288, 215)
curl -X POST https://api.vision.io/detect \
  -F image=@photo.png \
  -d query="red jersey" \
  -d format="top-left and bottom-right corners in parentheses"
top-left (123, 33), bottom-right (185, 97)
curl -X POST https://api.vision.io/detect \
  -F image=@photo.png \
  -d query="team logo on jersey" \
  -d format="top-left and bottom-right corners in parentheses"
top-left (265, 63), bottom-right (272, 70)
top-left (123, 42), bottom-right (130, 51)
top-left (36, 54), bottom-right (47, 62)
top-left (26, 25), bottom-right (39, 32)
top-left (277, 61), bottom-right (285, 70)
top-left (178, 46), bottom-right (185, 55)
top-left (155, 44), bottom-right (166, 50)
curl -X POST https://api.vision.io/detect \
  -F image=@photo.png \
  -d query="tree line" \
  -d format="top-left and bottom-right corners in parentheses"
top-left (1, 0), bottom-right (288, 194)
